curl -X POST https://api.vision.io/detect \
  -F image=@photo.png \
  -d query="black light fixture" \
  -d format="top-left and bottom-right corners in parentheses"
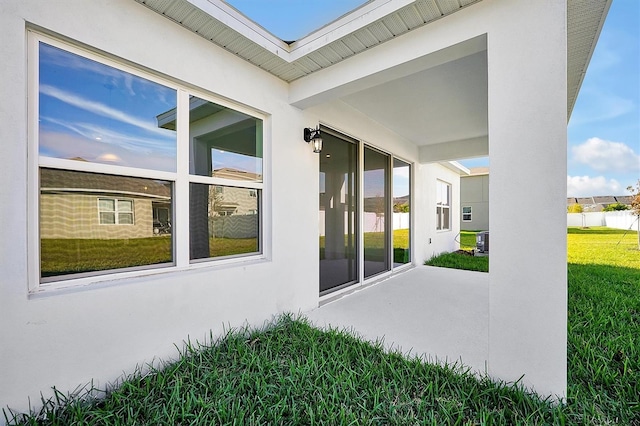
top-left (303, 126), bottom-right (323, 153)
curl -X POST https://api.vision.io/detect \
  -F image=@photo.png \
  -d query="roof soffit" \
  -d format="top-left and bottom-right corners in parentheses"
top-left (134, 0), bottom-right (483, 82)
top-left (134, 0), bottom-right (611, 119)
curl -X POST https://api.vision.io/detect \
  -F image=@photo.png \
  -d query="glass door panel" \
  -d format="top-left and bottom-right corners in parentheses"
top-left (319, 132), bottom-right (358, 293)
top-left (363, 147), bottom-right (390, 278)
top-left (393, 158), bottom-right (411, 266)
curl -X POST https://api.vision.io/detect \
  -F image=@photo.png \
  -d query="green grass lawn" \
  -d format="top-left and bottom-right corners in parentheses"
top-left (424, 230), bottom-right (489, 272)
top-left (320, 229), bottom-right (410, 264)
top-left (5, 315), bottom-right (569, 425)
top-left (566, 227), bottom-right (639, 424)
top-left (459, 230), bottom-right (479, 250)
top-left (8, 227), bottom-right (639, 424)
top-left (41, 237), bottom-right (258, 277)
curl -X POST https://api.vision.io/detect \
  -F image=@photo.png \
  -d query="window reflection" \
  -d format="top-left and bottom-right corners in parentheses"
top-left (186, 96), bottom-right (263, 181)
top-left (190, 184), bottom-right (260, 260)
top-left (39, 43), bottom-right (177, 171)
top-left (39, 168), bottom-right (173, 279)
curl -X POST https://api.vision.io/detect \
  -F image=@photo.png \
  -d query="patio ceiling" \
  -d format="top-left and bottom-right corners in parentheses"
top-left (135, 0), bottom-right (610, 154)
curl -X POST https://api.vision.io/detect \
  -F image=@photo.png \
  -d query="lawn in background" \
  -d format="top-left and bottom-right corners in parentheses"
top-left (424, 230), bottom-right (489, 272)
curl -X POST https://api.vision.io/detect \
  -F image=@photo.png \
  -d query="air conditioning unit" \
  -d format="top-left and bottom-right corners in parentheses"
top-left (476, 231), bottom-right (489, 253)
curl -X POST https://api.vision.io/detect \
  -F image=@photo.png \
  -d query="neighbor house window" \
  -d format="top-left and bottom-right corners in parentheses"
top-left (31, 32), bottom-right (265, 288)
top-left (436, 180), bottom-right (451, 231)
top-left (462, 206), bottom-right (472, 222)
top-left (98, 198), bottom-right (134, 225)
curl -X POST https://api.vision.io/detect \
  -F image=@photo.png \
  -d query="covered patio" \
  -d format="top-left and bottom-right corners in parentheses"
top-left (306, 266), bottom-right (489, 375)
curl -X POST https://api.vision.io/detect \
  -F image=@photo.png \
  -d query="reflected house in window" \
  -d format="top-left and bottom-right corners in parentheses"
top-left (157, 95), bottom-right (262, 260)
top-left (40, 168), bottom-right (172, 240)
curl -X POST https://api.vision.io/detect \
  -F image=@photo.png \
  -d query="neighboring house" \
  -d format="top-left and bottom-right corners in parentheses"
top-left (0, 0), bottom-right (610, 414)
top-left (567, 195), bottom-right (633, 212)
top-left (40, 168), bottom-right (172, 239)
top-left (460, 167), bottom-right (489, 231)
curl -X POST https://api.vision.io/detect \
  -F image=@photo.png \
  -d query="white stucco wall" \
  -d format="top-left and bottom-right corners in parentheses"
top-left (417, 164), bottom-right (463, 261)
top-left (0, 0), bottom-right (321, 415)
top-left (0, 0), bottom-right (430, 415)
top-left (0, 0), bottom-right (571, 416)
top-left (485, 0), bottom-right (568, 399)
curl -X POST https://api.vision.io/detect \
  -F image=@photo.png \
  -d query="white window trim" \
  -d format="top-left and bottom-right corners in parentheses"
top-left (28, 30), bottom-right (269, 294)
top-left (98, 198), bottom-right (135, 225)
top-left (462, 206), bottom-right (472, 222)
top-left (436, 180), bottom-right (452, 232)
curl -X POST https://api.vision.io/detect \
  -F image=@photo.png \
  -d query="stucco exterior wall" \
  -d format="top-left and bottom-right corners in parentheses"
top-left (0, 0), bottom-right (317, 415)
top-left (0, 0), bottom-right (427, 415)
top-left (0, 0), bottom-right (570, 416)
top-left (418, 164), bottom-right (463, 260)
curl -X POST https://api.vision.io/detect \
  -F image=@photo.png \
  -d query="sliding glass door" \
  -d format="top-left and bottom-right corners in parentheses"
top-left (393, 158), bottom-right (411, 266)
top-left (319, 128), bottom-right (411, 294)
top-left (319, 131), bottom-right (358, 293)
top-left (363, 146), bottom-right (390, 278)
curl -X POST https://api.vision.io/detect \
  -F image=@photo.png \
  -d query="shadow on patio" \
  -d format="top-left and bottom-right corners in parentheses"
top-left (306, 265), bottom-right (489, 374)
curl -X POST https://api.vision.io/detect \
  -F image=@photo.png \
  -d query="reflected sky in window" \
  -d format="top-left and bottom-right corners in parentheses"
top-left (39, 43), bottom-right (177, 171)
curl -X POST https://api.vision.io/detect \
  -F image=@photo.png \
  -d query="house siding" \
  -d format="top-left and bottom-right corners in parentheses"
top-left (460, 173), bottom-right (489, 231)
top-left (40, 193), bottom-right (154, 239)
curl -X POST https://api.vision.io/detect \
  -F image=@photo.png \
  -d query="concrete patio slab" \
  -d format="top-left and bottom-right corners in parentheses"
top-left (305, 265), bottom-right (489, 374)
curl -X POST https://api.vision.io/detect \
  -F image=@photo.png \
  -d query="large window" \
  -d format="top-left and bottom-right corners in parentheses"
top-left (31, 32), bottom-right (264, 287)
top-left (436, 180), bottom-right (451, 231)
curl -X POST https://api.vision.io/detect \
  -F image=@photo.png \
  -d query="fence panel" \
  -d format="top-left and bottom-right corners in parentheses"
top-left (567, 211), bottom-right (636, 230)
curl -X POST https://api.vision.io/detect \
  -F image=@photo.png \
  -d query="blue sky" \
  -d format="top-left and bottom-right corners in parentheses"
top-left (227, 0), bottom-right (639, 198)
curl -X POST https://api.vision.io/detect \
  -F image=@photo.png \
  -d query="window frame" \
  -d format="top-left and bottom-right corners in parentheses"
top-left (462, 206), bottom-right (472, 222)
top-left (436, 180), bottom-right (451, 231)
top-left (97, 198), bottom-right (135, 225)
top-left (28, 31), bottom-right (268, 294)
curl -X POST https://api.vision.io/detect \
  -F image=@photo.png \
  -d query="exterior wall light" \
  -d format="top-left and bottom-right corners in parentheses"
top-left (303, 126), bottom-right (323, 153)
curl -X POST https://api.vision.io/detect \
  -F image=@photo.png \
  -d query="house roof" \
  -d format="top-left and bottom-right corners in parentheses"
top-left (462, 167), bottom-right (489, 177)
top-left (567, 195), bottom-right (633, 206)
top-left (592, 195), bottom-right (616, 204)
top-left (135, 0), bottom-right (610, 117)
top-left (40, 168), bottom-right (172, 199)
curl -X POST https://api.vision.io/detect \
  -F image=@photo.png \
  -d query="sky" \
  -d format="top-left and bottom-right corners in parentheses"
top-left (227, 0), bottom-right (639, 198)
top-left (40, 43), bottom-right (262, 176)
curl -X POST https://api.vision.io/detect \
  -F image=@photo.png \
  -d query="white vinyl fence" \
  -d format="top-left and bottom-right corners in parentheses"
top-left (567, 211), bottom-right (638, 230)
top-left (319, 212), bottom-right (410, 236)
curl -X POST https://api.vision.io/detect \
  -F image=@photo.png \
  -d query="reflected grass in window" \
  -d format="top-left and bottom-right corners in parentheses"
top-left (190, 183), bottom-right (260, 261)
top-left (41, 237), bottom-right (172, 277)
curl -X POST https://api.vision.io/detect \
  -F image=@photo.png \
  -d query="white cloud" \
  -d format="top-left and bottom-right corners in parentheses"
top-left (567, 175), bottom-right (623, 197)
top-left (569, 91), bottom-right (634, 126)
top-left (572, 137), bottom-right (640, 173)
top-left (40, 85), bottom-right (169, 137)
top-left (39, 131), bottom-right (176, 172)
